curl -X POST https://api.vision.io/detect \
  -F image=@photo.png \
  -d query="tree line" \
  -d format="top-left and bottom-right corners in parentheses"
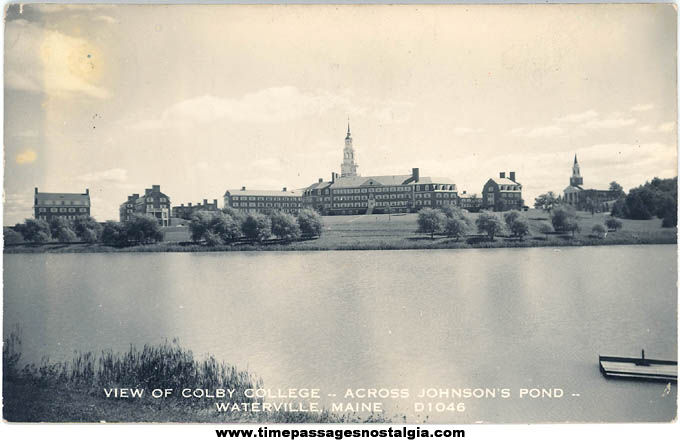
top-left (417, 205), bottom-right (624, 242)
top-left (610, 177), bottom-right (676, 227)
top-left (188, 208), bottom-right (323, 246)
top-left (416, 206), bottom-right (530, 241)
top-left (5, 214), bottom-right (166, 247)
top-left (5, 216), bottom-right (103, 244)
top-left (534, 177), bottom-right (676, 228)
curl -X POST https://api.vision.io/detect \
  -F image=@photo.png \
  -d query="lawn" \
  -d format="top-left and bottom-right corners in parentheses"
top-left (5, 209), bottom-right (675, 254)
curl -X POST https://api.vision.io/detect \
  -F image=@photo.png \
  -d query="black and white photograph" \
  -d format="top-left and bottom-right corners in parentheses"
top-left (1, 1), bottom-right (678, 433)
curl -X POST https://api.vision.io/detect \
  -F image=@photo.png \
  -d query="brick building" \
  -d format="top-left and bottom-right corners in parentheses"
top-left (119, 185), bottom-right (171, 226)
top-left (172, 199), bottom-right (219, 219)
top-left (482, 172), bottom-right (523, 211)
top-left (303, 168), bottom-right (458, 215)
top-left (34, 187), bottom-right (90, 221)
top-left (224, 187), bottom-right (302, 214)
top-left (458, 191), bottom-right (482, 212)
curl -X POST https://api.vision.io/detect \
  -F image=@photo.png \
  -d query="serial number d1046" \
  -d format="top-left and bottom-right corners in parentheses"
top-left (414, 402), bottom-right (466, 413)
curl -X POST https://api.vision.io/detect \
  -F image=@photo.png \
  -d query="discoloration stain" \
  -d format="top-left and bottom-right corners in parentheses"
top-left (15, 149), bottom-right (37, 164)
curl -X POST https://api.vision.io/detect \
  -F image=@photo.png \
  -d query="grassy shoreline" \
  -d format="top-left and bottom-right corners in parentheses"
top-left (2, 333), bottom-right (390, 423)
top-left (3, 233), bottom-right (677, 254)
top-left (5, 210), bottom-right (676, 254)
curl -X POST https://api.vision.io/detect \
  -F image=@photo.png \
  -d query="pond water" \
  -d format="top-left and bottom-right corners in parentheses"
top-left (3, 245), bottom-right (677, 422)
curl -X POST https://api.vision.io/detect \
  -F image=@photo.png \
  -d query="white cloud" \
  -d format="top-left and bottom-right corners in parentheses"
top-left (129, 87), bottom-right (413, 130)
top-left (5, 19), bottom-right (110, 99)
top-left (583, 118), bottom-right (636, 129)
top-left (252, 157), bottom-right (286, 172)
top-left (554, 109), bottom-right (599, 123)
top-left (631, 103), bottom-right (655, 112)
top-left (3, 192), bottom-right (34, 224)
top-left (638, 122), bottom-right (675, 133)
top-left (510, 125), bottom-right (564, 138)
top-left (75, 168), bottom-right (128, 183)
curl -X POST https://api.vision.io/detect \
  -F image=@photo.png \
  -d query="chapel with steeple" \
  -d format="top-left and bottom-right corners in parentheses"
top-left (340, 121), bottom-right (359, 177)
top-left (563, 154), bottom-right (617, 212)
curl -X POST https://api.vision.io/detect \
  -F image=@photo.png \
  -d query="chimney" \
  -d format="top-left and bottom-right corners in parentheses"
top-left (85, 188), bottom-right (89, 195)
top-left (152, 185), bottom-right (160, 192)
top-left (241, 186), bottom-right (246, 191)
top-left (331, 172), bottom-right (336, 183)
top-left (181, 203), bottom-right (184, 207)
top-left (203, 199), bottom-right (208, 205)
top-left (35, 187), bottom-right (38, 194)
top-left (318, 178), bottom-right (323, 183)
top-left (463, 190), bottom-right (467, 195)
top-left (282, 187), bottom-right (287, 192)
top-left (500, 172), bottom-right (506, 179)
top-left (188, 202), bottom-right (192, 207)
top-left (133, 193), bottom-right (139, 199)
top-left (213, 199), bottom-right (217, 206)
top-left (412, 167), bottom-right (420, 182)
top-left (509, 171), bottom-right (516, 181)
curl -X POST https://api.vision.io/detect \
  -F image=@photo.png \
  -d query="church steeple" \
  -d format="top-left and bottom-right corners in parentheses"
top-left (570, 154), bottom-right (583, 187)
top-left (341, 120), bottom-right (359, 177)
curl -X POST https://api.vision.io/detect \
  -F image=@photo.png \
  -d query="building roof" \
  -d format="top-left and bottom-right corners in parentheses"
top-left (35, 191), bottom-right (89, 205)
top-left (489, 177), bottom-right (522, 186)
top-left (426, 177), bottom-right (456, 186)
top-left (225, 189), bottom-right (301, 198)
top-left (329, 175), bottom-right (410, 188)
top-left (305, 181), bottom-right (333, 192)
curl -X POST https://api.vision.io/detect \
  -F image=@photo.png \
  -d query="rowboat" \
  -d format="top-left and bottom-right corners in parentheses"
top-left (599, 351), bottom-right (677, 382)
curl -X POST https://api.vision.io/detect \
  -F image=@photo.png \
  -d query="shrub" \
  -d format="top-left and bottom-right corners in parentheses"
top-left (443, 217), bottom-right (467, 241)
top-left (662, 209), bottom-right (677, 228)
top-left (126, 214), bottom-right (164, 244)
top-left (270, 211), bottom-right (301, 242)
top-left (534, 192), bottom-right (558, 211)
top-left (72, 217), bottom-right (103, 243)
top-left (222, 207), bottom-right (247, 224)
top-left (14, 219), bottom-right (51, 243)
top-left (55, 227), bottom-right (78, 243)
top-left (242, 213), bottom-right (272, 242)
top-left (564, 218), bottom-right (581, 237)
top-left (417, 208), bottom-right (445, 239)
top-left (189, 212), bottom-right (214, 243)
top-left (3, 228), bottom-right (24, 245)
top-left (592, 224), bottom-right (607, 239)
top-left (211, 213), bottom-right (241, 243)
top-left (538, 222), bottom-right (553, 236)
top-left (203, 230), bottom-right (223, 247)
top-left (509, 218), bottom-right (530, 240)
top-left (551, 206), bottom-right (576, 232)
top-left (605, 217), bottom-right (623, 232)
top-left (439, 205), bottom-right (466, 219)
top-left (297, 209), bottom-right (323, 238)
top-left (101, 221), bottom-right (128, 247)
top-left (503, 210), bottom-right (521, 228)
top-left (476, 212), bottom-right (504, 240)
top-left (48, 217), bottom-right (76, 242)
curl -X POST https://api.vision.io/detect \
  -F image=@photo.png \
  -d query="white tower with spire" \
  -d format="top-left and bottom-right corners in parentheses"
top-left (341, 120), bottom-right (359, 177)
top-left (570, 154), bottom-right (583, 187)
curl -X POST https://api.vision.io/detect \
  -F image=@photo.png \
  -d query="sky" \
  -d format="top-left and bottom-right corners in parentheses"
top-left (3, 3), bottom-right (677, 223)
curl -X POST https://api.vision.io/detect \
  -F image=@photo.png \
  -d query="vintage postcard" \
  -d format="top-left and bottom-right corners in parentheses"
top-left (2, 2), bottom-right (677, 428)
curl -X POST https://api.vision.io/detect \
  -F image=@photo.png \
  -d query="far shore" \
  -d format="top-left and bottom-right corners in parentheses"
top-left (4, 210), bottom-right (676, 254)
